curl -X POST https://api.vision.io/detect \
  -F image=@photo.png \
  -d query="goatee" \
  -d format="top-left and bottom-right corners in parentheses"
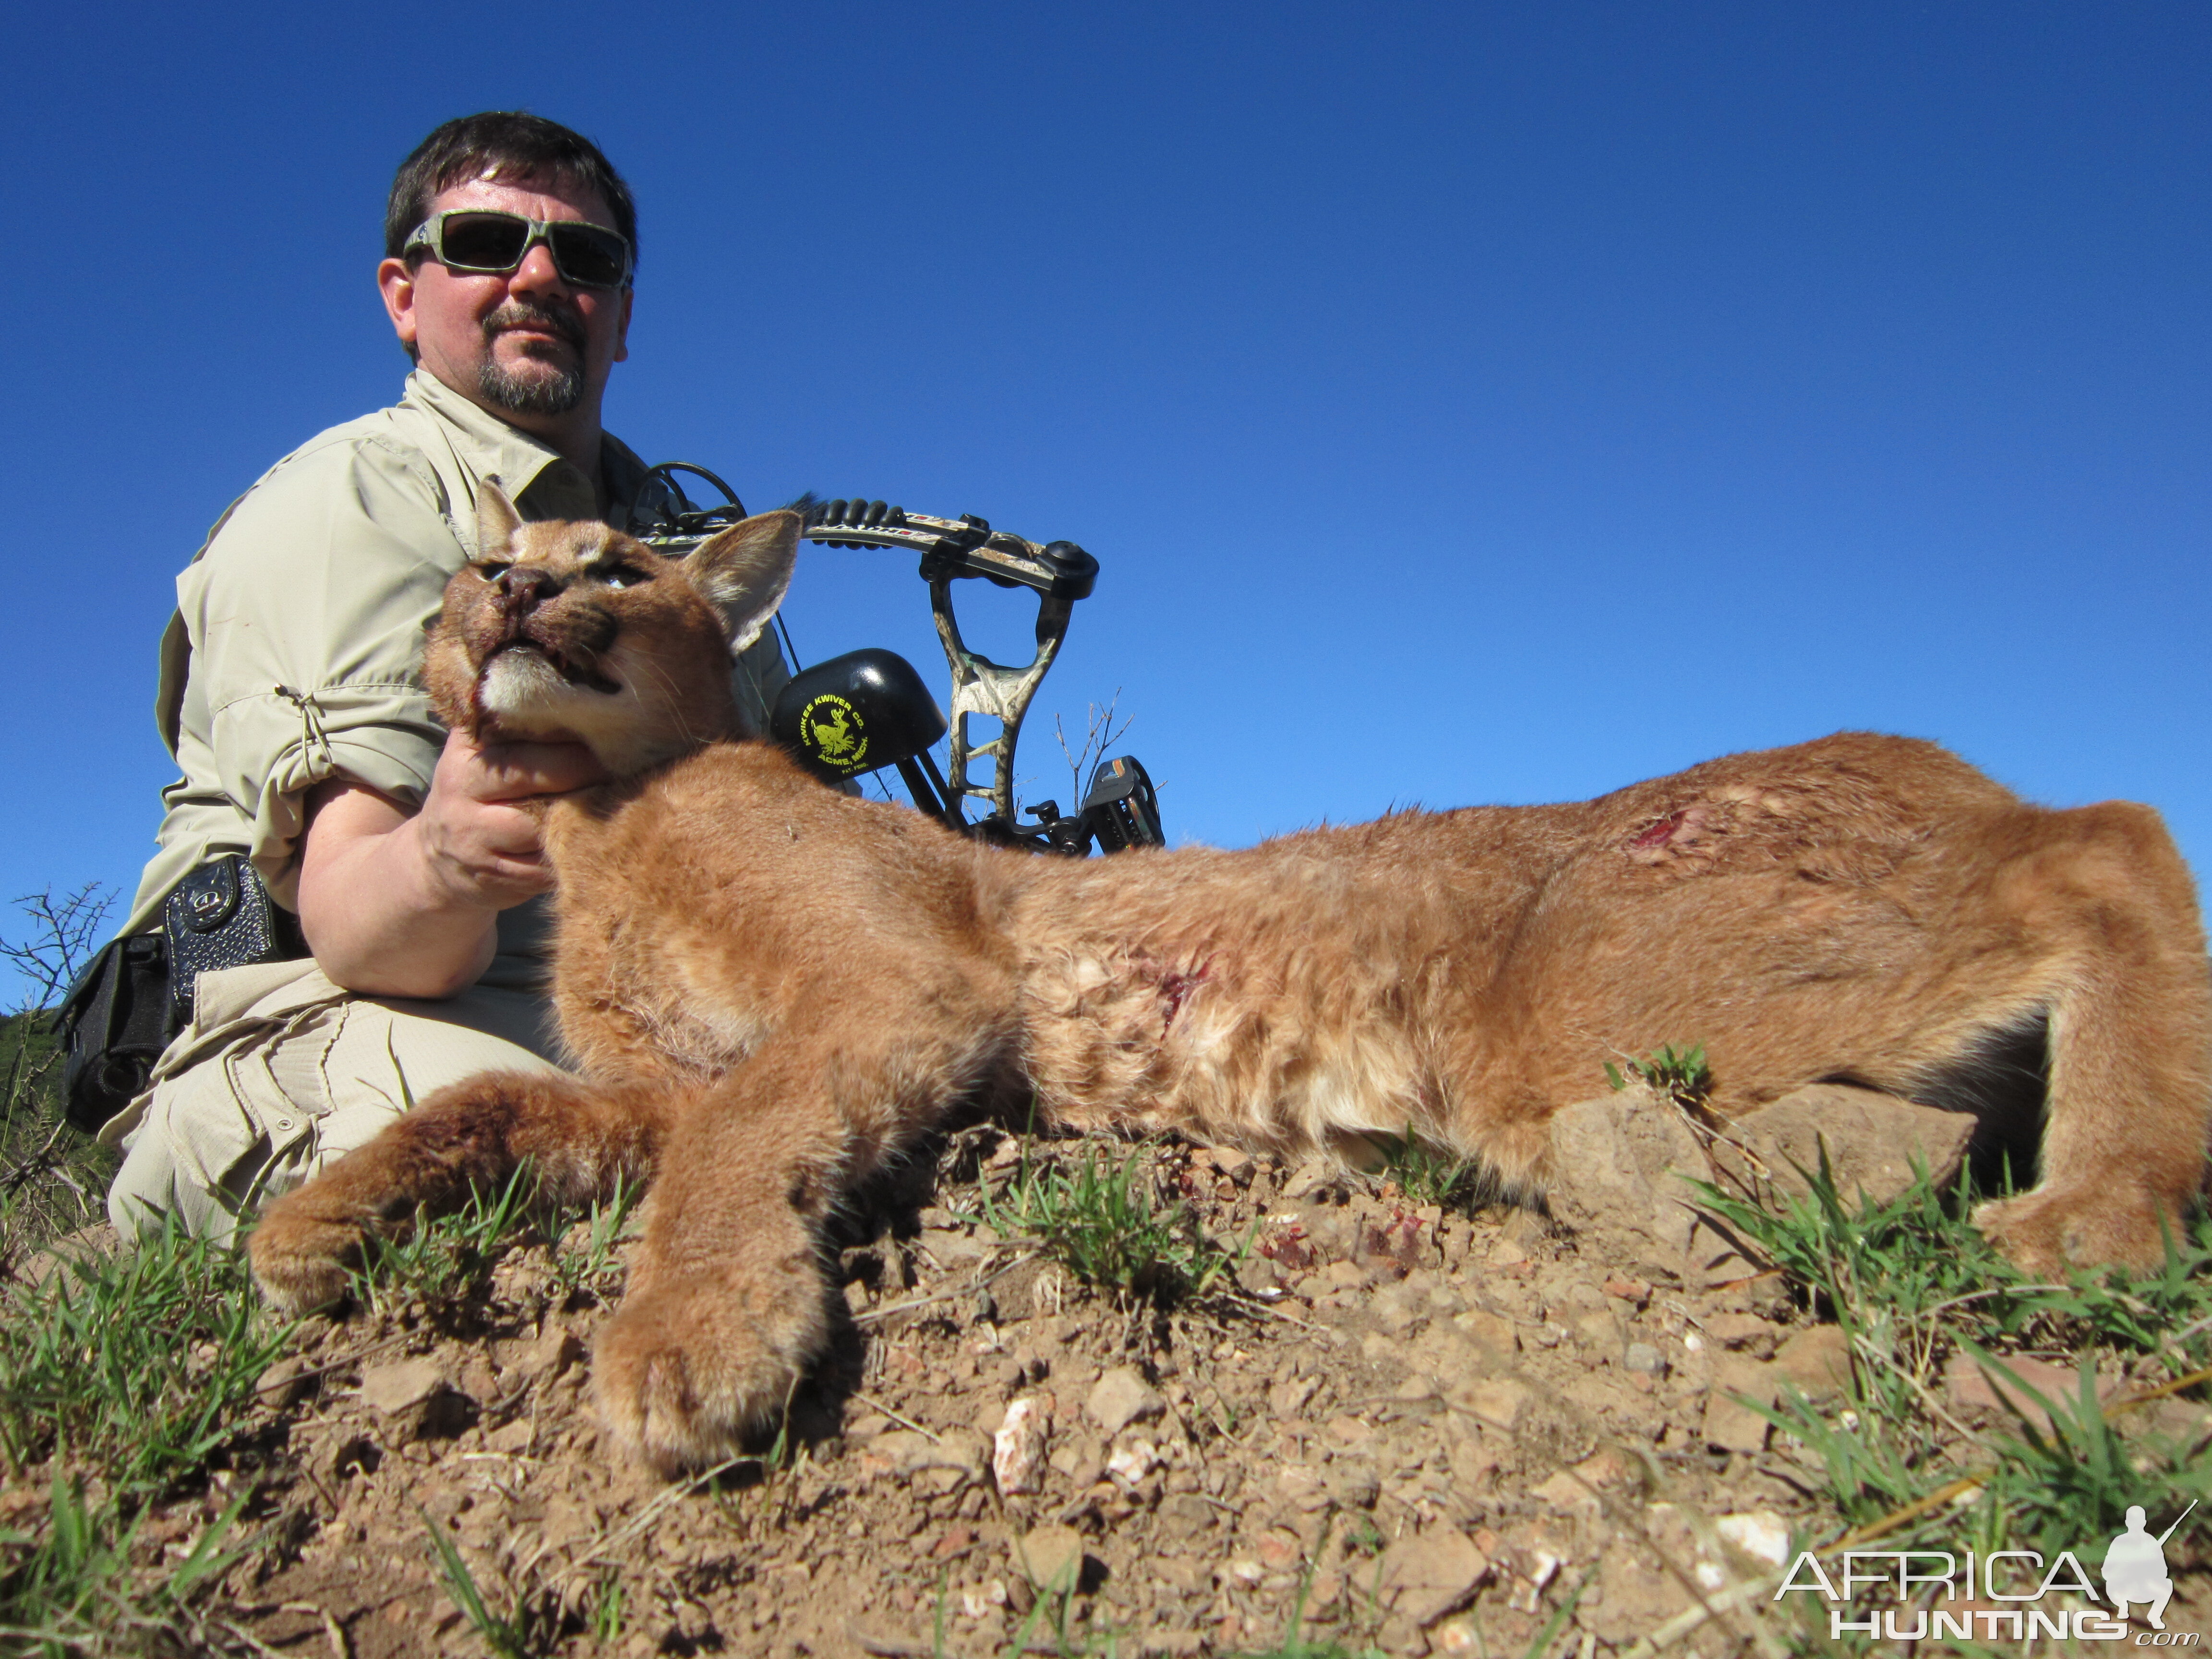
top-left (477, 300), bottom-right (588, 417)
top-left (479, 358), bottom-right (585, 417)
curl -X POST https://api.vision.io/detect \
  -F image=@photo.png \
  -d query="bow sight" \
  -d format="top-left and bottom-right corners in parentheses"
top-left (628, 465), bottom-right (1163, 856)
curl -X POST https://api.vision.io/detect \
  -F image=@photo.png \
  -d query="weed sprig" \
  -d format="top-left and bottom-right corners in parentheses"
top-left (970, 1140), bottom-right (1248, 1304)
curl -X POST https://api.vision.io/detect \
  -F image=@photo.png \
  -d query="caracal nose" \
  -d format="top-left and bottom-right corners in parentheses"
top-left (497, 565), bottom-right (564, 615)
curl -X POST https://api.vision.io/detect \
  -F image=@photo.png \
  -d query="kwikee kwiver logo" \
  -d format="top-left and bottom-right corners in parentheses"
top-left (1775, 1503), bottom-right (2197, 1644)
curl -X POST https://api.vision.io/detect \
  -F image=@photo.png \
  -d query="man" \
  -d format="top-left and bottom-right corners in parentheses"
top-left (105, 112), bottom-right (786, 1238)
top-left (2103, 1505), bottom-right (2176, 1630)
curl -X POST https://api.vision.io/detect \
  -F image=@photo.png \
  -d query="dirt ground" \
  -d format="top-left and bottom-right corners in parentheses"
top-left (60, 1120), bottom-right (2212, 1659)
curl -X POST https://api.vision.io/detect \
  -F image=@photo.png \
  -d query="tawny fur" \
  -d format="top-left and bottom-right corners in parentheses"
top-left (249, 488), bottom-right (2212, 1475)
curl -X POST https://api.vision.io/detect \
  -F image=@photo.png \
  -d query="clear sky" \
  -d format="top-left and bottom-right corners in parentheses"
top-left (2, 3), bottom-right (2206, 988)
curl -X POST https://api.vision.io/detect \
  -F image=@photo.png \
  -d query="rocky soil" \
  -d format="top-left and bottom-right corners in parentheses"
top-left (34, 1086), bottom-right (2212, 1658)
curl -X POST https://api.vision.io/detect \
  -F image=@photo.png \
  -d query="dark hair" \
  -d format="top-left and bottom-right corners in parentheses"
top-left (385, 112), bottom-right (638, 271)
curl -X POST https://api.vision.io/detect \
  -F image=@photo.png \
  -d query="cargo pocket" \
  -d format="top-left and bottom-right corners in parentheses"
top-left (221, 997), bottom-right (349, 1205)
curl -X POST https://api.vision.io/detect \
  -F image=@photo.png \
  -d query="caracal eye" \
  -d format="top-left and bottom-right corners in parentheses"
top-left (599, 563), bottom-right (651, 589)
top-left (476, 560), bottom-right (511, 580)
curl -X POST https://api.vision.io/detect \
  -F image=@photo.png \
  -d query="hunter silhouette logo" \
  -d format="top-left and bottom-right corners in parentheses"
top-left (802, 695), bottom-right (867, 770)
top-left (2105, 1502), bottom-right (2194, 1631)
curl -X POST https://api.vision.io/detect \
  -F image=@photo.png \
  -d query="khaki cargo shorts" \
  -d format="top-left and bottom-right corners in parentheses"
top-left (103, 958), bottom-right (568, 1242)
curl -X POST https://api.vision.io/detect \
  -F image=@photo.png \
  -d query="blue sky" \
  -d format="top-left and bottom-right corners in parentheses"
top-left (2, 3), bottom-right (2206, 987)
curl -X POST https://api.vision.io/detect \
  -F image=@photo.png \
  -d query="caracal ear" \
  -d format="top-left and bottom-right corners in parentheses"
top-left (687, 510), bottom-right (802, 655)
top-left (475, 480), bottom-right (524, 557)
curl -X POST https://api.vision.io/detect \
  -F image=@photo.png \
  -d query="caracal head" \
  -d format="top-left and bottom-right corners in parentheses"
top-left (422, 481), bottom-right (800, 776)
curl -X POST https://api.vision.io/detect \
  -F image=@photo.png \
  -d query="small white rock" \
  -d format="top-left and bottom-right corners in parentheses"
top-left (1716, 1511), bottom-right (1792, 1568)
top-left (1106, 1438), bottom-right (1159, 1485)
top-left (992, 1395), bottom-right (1051, 1495)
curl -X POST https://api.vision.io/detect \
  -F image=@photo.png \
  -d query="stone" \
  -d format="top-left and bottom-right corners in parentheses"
top-left (1623, 1342), bottom-right (1664, 1374)
top-left (918, 1226), bottom-right (989, 1265)
top-left (495, 1324), bottom-right (582, 1383)
top-left (992, 1395), bottom-right (1051, 1495)
top-left (1378, 1527), bottom-right (1487, 1625)
top-left (1943, 1351), bottom-right (2115, 1435)
top-left (1701, 1356), bottom-right (1779, 1453)
top-left (1086, 1367), bottom-right (1165, 1436)
top-left (1528, 1470), bottom-right (1599, 1516)
top-left (1715, 1511), bottom-right (1792, 1569)
top-left (1723, 1083), bottom-right (1974, 1204)
top-left (357, 1358), bottom-right (472, 1441)
top-left (1773, 1324), bottom-right (1853, 1399)
top-left (1013, 1524), bottom-right (1089, 1594)
top-left (1155, 1493), bottom-right (1218, 1541)
top-left (1702, 1312), bottom-right (1784, 1355)
top-left (1571, 1310), bottom-right (1623, 1360)
top-left (1583, 1529), bottom-right (1696, 1643)
top-left (254, 1355), bottom-right (315, 1408)
top-left (1448, 1376), bottom-right (1532, 1433)
top-left (1106, 1438), bottom-right (1160, 1484)
top-left (1452, 1308), bottom-right (1518, 1355)
top-left (1542, 1086), bottom-right (1711, 1277)
top-left (1550, 1082), bottom-right (1974, 1285)
top-left (360, 1357), bottom-right (445, 1415)
top-left (1279, 1160), bottom-right (1338, 1201)
top-left (1325, 1461), bottom-right (1382, 1509)
top-left (1354, 1212), bottom-right (1427, 1279)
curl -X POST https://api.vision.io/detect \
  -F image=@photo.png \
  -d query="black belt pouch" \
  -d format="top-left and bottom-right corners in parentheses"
top-left (52, 855), bottom-right (308, 1135)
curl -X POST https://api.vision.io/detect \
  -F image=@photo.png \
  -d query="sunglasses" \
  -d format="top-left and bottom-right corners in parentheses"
top-left (402, 210), bottom-right (634, 290)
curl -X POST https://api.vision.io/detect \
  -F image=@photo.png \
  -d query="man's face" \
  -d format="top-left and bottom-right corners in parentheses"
top-left (378, 172), bottom-right (633, 430)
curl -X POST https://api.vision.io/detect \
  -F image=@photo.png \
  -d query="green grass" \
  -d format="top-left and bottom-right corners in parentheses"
top-left (0, 1210), bottom-right (283, 1656)
top-left (0, 1219), bottom-right (289, 1491)
top-left (424, 1507), bottom-right (569, 1659)
top-left (548, 1170), bottom-right (640, 1305)
top-left (1370, 1122), bottom-right (1499, 1213)
top-left (345, 1161), bottom-right (639, 1320)
top-left (0, 1470), bottom-right (254, 1658)
top-left (1695, 1153), bottom-right (2212, 1564)
top-left (968, 1140), bottom-right (1250, 1304)
top-left (347, 1164), bottom-right (540, 1316)
top-left (1605, 1042), bottom-right (1712, 1107)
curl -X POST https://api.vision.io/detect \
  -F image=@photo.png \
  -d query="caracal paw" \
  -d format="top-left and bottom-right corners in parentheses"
top-left (592, 1280), bottom-right (829, 1475)
top-left (1973, 1188), bottom-right (2176, 1275)
top-left (247, 1208), bottom-right (367, 1315)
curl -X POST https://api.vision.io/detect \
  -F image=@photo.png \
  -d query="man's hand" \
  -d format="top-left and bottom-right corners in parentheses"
top-left (297, 728), bottom-right (609, 998)
top-left (411, 726), bottom-right (610, 907)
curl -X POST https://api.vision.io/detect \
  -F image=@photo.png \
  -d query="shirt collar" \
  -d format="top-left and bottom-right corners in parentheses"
top-left (400, 368), bottom-right (661, 533)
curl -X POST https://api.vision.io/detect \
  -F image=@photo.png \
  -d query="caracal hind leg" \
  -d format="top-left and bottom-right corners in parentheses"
top-left (591, 1040), bottom-right (950, 1475)
top-left (1972, 803), bottom-right (2212, 1271)
top-left (249, 1069), bottom-right (677, 1315)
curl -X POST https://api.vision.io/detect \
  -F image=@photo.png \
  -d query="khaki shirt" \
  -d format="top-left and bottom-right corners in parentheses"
top-left (130, 369), bottom-right (788, 989)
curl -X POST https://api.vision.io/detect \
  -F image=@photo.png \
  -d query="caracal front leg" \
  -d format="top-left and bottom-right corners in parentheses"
top-left (250, 1070), bottom-right (677, 1315)
top-left (590, 1046), bottom-right (885, 1475)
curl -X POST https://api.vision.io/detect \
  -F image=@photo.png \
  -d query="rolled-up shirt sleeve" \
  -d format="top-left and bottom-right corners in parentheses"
top-left (166, 435), bottom-right (462, 907)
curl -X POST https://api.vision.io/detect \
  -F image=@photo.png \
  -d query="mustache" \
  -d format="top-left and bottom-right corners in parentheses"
top-left (482, 300), bottom-right (587, 352)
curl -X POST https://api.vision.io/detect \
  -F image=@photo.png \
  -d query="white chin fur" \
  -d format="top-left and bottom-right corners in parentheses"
top-left (479, 652), bottom-right (627, 736)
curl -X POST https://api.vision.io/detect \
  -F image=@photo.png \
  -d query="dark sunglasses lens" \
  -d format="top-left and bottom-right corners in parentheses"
top-left (548, 224), bottom-right (629, 287)
top-left (438, 214), bottom-right (532, 271)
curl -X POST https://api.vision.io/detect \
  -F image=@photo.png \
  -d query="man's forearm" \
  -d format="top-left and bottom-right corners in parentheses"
top-left (294, 736), bottom-right (599, 999)
top-left (298, 806), bottom-right (503, 998)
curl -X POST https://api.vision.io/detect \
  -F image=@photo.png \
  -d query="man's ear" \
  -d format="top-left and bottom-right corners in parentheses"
top-left (688, 510), bottom-right (801, 654)
top-left (476, 481), bottom-right (523, 557)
